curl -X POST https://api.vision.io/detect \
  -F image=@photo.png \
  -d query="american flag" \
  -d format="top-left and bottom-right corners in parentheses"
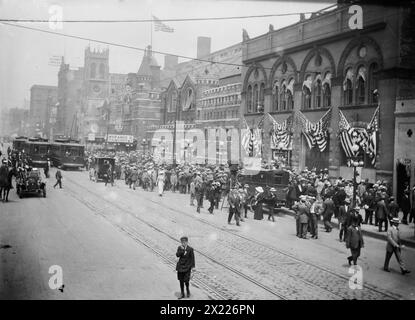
top-left (366, 106), bottom-right (379, 165)
top-left (241, 119), bottom-right (252, 156)
top-left (153, 15), bottom-right (174, 32)
top-left (252, 128), bottom-right (262, 157)
top-left (299, 108), bottom-right (332, 152)
top-left (269, 113), bottom-right (292, 149)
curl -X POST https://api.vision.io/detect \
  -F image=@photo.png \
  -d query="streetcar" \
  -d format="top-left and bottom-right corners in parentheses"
top-left (23, 138), bottom-right (51, 169)
top-left (12, 136), bottom-right (28, 152)
top-left (50, 139), bottom-right (85, 170)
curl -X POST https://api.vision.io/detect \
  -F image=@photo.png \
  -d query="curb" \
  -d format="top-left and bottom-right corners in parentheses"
top-left (276, 207), bottom-right (415, 249)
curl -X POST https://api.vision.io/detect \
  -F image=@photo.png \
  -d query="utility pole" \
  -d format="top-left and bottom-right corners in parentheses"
top-left (172, 92), bottom-right (180, 167)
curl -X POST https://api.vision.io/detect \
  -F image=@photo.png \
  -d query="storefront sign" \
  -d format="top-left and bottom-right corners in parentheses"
top-left (106, 134), bottom-right (133, 143)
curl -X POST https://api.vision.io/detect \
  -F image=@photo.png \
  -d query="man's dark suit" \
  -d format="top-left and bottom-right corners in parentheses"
top-left (346, 225), bottom-right (364, 265)
top-left (322, 198), bottom-right (335, 232)
top-left (338, 204), bottom-right (352, 241)
top-left (176, 245), bottom-right (195, 274)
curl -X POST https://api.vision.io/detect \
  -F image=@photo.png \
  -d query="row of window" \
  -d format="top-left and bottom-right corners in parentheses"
top-left (246, 62), bottom-right (379, 113)
top-left (199, 94), bottom-right (241, 107)
top-left (199, 109), bottom-right (240, 120)
top-left (203, 83), bottom-right (241, 96)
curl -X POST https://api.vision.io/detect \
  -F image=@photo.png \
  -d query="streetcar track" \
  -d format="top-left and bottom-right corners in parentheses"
top-left (65, 173), bottom-right (402, 300)
top-left (64, 182), bottom-right (287, 300)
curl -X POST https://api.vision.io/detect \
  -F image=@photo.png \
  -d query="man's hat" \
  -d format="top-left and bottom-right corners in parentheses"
top-left (270, 187), bottom-right (277, 192)
top-left (255, 186), bottom-right (264, 193)
top-left (244, 184), bottom-right (249, 188)
top-left (180, 236), bottom-right (188, 242)
top-left (345, 198), bottom-right (351, 204)
top-left (391, 218), bottom-right (400, 224)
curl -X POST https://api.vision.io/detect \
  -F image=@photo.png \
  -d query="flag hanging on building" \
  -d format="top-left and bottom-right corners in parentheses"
top-left (298, 108), bottom-right (332, 152)
top-left (252, 128), bottom-right (262, 157)
top-left (153, 15), bottom-right (174, 32)
top-left (241, 118), bottom-right (252, 156)
top-left (366, 106), bottom-right (379, 165)
top-left (268, 113), bottom-right (292, 150)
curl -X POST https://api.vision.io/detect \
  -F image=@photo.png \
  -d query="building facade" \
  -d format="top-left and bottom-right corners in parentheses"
top-left (29, 85), bottom-right (58, 138)
top-left (240, 4), bottom-right (415, 194)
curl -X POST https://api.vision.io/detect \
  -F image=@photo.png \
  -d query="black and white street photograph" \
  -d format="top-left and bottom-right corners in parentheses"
top-left (1, 0), bottom-right (415, 304)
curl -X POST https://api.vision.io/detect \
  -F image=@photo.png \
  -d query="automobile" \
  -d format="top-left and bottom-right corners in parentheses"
top-left (16, 168), bottom-right (46, 198)
top-left (89, 157), bottom-right (115, 184)
top-left (238, 169), bottom-right (290, 210)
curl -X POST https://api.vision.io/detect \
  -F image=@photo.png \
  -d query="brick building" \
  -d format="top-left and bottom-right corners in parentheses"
top-left (240, 4), bottom-right (415, 195)
top-left (29, 85), bottom-right (57, 138)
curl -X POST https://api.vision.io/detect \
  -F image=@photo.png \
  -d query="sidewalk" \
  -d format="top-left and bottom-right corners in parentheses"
top-left (277, 207), bottom-right (415, 248)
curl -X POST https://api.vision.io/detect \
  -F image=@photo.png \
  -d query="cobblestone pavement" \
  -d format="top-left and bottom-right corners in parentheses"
top-left (63, 170), bottom-right (409, 300)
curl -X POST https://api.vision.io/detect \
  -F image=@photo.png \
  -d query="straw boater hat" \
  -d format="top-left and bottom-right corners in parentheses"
top-left (391, 217), bottom-right (400, 224)
top-left (255, 186), bottom-right (264, 193)
top-left (270, 187), bottom-right (277, 192)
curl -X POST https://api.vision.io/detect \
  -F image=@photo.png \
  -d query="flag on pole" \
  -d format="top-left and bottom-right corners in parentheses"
top-left (241, 118), bottom-right (252, 156)
top-left (153, 15), bottom-right (174, 32)
top-left (298, 108), bottom-right (332, 152)
top-left (367, 106), bottom-right (379, 165)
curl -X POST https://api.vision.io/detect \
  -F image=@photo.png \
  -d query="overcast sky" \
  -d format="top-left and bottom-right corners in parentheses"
top-left (0, 0), bottom-right (333, 110)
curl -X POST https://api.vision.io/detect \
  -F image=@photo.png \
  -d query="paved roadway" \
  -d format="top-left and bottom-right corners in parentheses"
top-left (1, 167), bottom-right (414, 300)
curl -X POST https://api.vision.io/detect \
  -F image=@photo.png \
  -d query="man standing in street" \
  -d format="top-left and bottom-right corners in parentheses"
top-left (176, 236), bottom-right (195, 299)
top-left (339, 198), bottom-right (352, 242)
top-left (345, 217), bottom-right (364, 266)
top-left (376, 196), bottom-right (389, 232)
top-left (384, 218), bottom-right (411, 275)
top-left (194, 172), bottom-right (204, 213)
top-left (53, 169), bottom-right (63, 189)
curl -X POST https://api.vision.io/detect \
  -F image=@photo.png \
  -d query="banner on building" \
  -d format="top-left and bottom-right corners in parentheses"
top-left (241, 116), bottom-right (264, 158)
top-left (268, 113), bottom-right (292, 150)
top-left (338, 106), bottom-right (379, 165)
top-left (297, 108), bottom-right (332, 152)
top-left (106, 134), bottom-right (134, 143)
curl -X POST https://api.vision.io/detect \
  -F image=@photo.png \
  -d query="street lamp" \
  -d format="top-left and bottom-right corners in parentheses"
top-left (350, 143), bottom-right (365, 207)
top-left (141, 138), bottom-right (148, 154)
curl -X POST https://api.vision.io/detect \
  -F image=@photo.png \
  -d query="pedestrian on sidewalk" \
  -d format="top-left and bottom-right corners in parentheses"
top-left (345, 216), bottom-right (364, 266)
top-left (376, 196), bottom-right (389, 232)
top-left (53, 169), bottom-right (62, 189)
top-left (176, 236), bottom-right (196, 299)
top-left (309, 197), bottom-right (322, 239)
top-left (157, 170), bottom-right (165, 197)
top-left (383, 218), bottom-right (411, 275)
top-left (293, 195), bottom-right (309, 238)
top-left (322, 196), bottom-right (335, 232)
top-left (194, 172), bottom-right (204, 213)
top-left (189, 179), bottom-right (195, 206)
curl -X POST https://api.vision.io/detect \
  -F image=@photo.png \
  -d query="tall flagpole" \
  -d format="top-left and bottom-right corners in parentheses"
top-left (150, 12), bottom-right (153, 48)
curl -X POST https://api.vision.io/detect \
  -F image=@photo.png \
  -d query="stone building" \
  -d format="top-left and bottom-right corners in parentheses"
top-left (240, 4), bottom-right (415, 194)
top-left (148, 39), bottom-right (242, 164)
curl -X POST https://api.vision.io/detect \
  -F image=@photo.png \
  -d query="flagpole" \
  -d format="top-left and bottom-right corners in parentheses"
top-left (150, 12), bottom-right (153, 48)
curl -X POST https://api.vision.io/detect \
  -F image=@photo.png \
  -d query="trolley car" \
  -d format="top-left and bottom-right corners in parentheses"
top-left (50, 139), bottom-right (85, 170)
top-left (23, 138), bottom-right (51, 169)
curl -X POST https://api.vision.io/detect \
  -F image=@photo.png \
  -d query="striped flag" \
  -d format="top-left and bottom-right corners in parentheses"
top-left (241, 119), bottom-right (252, 156)
top-left (299, 108), bottom-right (332, 152)
top-left (153, 15), bottom-right (174, 32)
top-left (252, 128), bottom-right (262, 157)
top-left (268, 113), bottom-right (292, 149)
top-left (366, 106), bottom-right (379, 165)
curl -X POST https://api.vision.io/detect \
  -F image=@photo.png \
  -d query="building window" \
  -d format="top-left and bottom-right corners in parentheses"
top-left (90, 63), bottom-right (96, 78)
top-left (253, 84), bottom-right (259, 113)
top-left (99, 63), bottom-right (105, 79)
top-left (314, 77), bottom-right (322, 109)
top-left (343, 68), bottom-right (354, 105)
top-left (259, 82), bottom-right (265, 112)
top-left (303, 75), bottom-right (312, 109)
top-left (247, 85), bottom-right (253, 113)
top-left (369, 63), bottom-right (379, 104)
top-left (272, 81), bottom-right (279, 111)
top-left (356, 65), bottom-right (366, 105)
top-left (280, 81), bottom-right (287, 111)
top-left (322, 72), bottom-right (331, 108)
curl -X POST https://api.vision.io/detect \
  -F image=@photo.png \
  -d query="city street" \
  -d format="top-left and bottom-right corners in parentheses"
top-left (1, 168), bottom-right (414, 300)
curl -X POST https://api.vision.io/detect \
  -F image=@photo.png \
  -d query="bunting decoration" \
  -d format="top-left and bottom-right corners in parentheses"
top-left (297, 108), bottom-right (332, 152)
top-left (337, 106), bottom-right (379, 165)
top-left (268, 113), bottom-right (292, 150)
top-left (241, 117), bottom-right (263, 157)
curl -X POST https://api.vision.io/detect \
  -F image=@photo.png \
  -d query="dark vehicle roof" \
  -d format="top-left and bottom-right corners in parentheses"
top-left (26, 141), bottom-right (50, 145)
top-left (51, 142), bottom-right (85, 147)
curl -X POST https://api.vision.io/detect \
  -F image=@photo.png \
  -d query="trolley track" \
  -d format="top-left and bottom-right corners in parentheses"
top-left (64, 173), bottom-right (402, 300)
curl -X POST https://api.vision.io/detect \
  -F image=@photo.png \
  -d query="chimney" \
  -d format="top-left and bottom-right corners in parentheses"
top-left (197, 36), bottom-right (211, 59)
top-left (164, 55), bottom-right (178, 70)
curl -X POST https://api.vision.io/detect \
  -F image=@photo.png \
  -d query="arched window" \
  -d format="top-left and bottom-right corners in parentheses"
top-left (99, 63), bottom-right (105, 79)
top-left (303, 75), bottom-right (312, 109)
top-left (253, 84), bottom-right (259, 113)
top-left (259, 82), bottom-right (265, 112)
top-left (170, 91), bottom-right (177, 112)
top-left (272, 81), bottom-right (279, 111)
top-left (314, 75), bottom-right (322, 109)
top-left (369, 62), bottom-right (379, 104)
top-left (343, 68), bottom-right (353, 105)
top-left (280, 81), bottom-right (287, 111)
top-left (90, 63), bottom-right (96, 78)
top-left (247, 85), bottom-right (252, 113)
top-left (287, 78), bottom-right (294, 110)
top-left (322, 72), bottom-right (331, 108)
top-left (356, 65), bottom-right (366, 105)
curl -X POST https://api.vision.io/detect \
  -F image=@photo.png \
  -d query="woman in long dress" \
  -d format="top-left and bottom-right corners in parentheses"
top-left (157, 171), bottom-right (165, 197)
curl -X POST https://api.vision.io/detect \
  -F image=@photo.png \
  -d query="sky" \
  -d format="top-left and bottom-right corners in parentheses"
top-left (0, 0), bottom-right (334, 110)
